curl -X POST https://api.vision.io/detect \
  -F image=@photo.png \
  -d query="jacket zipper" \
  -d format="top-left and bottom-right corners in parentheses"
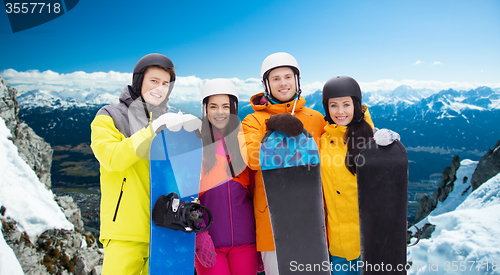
top-left (113, 178), bottom-right (126, 222)
top-left (228, 175), bottom-right (234, 247)
top-left (220, 137), bottom-right (235, 247)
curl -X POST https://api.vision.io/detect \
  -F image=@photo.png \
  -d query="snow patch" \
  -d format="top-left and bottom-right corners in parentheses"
top-left (408, 162), bottom-right (500, 275)
top-left (0, 229), bottom-right (24, 275)
top-left (0, 118), bottom-right (73, 239)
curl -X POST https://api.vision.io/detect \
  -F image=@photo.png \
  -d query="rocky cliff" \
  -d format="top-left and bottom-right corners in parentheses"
top-left (471, 140), bottom-right (500, 191)
top-left (0, 77), bottom-right (103, 275)
top-left (414, 155), bottom-right (461, 223)
top-left (0, 77), bottom-right (52, 188)
top-left (412, 140), bottom-right (500, 240)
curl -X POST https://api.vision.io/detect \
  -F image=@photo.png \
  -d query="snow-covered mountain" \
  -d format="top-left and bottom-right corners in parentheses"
top-left (17, 88), bottom-right (122, 109)
top-left (1, 78), bottom-right (103, 275)
top-left (364, 85), bottom-right (436, 107)
top-left (17, 84), bottom-right (500, 111)
top-left (408, 158), bottom-right (500, 274)
top-left (0, 117), bottom-right (73, 274)
top-left (16, 85), bottom-right (500, 184)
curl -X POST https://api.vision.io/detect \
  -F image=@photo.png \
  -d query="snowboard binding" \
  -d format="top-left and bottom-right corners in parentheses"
top-left (152, 192), bottom-right (213, 233)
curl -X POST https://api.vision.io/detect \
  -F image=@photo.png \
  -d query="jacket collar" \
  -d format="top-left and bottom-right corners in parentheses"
top-left (249, 92), bottom-right (306, 115)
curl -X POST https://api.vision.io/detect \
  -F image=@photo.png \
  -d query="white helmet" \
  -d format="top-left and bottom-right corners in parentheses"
top-left (201, 78), bottom-right (239, 103)
top-left (260, 52), bottom-right (301, 99)
top-left (201, 78), bottom-right (239, 116)
top-left (261, 52), bottom-right (300, 79)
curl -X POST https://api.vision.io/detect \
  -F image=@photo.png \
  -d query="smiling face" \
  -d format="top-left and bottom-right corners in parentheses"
top-left (328, 96), bottom-right (354, 126)
top-left (268, 66), bottom-right (297, 102)
top-left (140, 66), bottom-right (171, 106)
top-left (207, 94), bottom-right (231, 132)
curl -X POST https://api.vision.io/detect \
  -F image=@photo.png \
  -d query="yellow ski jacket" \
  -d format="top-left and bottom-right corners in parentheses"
top-left (320, 106), bottom-right (374, 260)
top-left (91, 86), bottom-right (166, 243)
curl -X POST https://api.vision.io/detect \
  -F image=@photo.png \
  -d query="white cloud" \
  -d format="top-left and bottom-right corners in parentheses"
top-left (433, 61), bottom-right (443, 65)
top-left (413, 60), bottom-right (425, 65)
top-left (0, 69), bottom-right (130, 92)
top-left (2, 69), bottom-right (499, 101)
top-left (0, 69), bottom-right (264, 102)
top-left (300, 81), bottom-right (324, 96)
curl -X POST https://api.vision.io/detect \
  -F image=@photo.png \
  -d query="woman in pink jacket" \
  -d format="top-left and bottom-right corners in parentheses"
top-left (195, 79), bottom-right (259, 275)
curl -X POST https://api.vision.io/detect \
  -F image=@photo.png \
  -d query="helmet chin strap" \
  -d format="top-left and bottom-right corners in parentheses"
top-left (291, 75), bottom-right (301, 115)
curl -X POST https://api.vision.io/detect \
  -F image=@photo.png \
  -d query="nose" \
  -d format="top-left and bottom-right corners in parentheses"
top-left (155, 86), bottom-right (168, 93)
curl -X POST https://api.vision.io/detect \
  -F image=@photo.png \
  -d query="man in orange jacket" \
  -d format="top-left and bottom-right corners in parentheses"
top-left (241, 52), bottom-right (327, 275)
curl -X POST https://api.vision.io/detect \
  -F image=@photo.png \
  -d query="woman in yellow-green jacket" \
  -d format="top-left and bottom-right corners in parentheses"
top-left (320, 76), bottom-right (374, 275)
top-left (91, 53), bottom-right (180, 275)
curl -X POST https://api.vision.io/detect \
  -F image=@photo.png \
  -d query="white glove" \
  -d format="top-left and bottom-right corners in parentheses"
top-left (151, 111), bottom-right (183, 133)
top-left (373, 128), bottom-right (400, 146)
top-left (182, 114), bottom-right (202, 132)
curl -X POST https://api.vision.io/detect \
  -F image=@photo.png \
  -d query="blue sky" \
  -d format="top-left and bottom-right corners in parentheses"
top-left (1, 0), bottom-right (499, 91)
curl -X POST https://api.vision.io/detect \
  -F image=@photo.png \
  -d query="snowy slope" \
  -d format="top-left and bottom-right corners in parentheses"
top-left (408, 160), bottom-right (500, 275)
top-left (0, 235), bottom-right (23, 275)
top-left (0, 117), bottom-right (73, 274)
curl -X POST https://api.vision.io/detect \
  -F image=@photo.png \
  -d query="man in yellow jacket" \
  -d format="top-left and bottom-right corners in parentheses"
top-left (241, 52), bottom-right (326, 275)
top-left (91, 53), bottom-right (199, 275)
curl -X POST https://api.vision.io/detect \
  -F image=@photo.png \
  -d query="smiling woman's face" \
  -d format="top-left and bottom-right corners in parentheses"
top-left (207, 94), bottom-right (231, 131)
top-left (328, 96), bottom-right (354, 126)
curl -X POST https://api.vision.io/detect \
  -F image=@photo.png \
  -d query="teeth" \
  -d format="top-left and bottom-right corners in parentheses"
top-left (151, 93), bottom-right (161, 98)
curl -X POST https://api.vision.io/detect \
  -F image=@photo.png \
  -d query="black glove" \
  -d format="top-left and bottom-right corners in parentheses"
top-left (267, 113), bottom-right (304, 136)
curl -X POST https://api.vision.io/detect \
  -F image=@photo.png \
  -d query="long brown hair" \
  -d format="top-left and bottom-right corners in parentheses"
top-left (201, 95), bottom-right (246, 177)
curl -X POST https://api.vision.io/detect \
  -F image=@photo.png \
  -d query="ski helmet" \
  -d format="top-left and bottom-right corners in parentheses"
top-left (201, 78), bottom-right (239, 116)
top-left (322, 76), bottom-right (363, 124)
top-left (201, 78), bottom-right (239, 103)
top-left (132, 53), bottom-right (176, 97)
top-left (260, 52), bottom-right (301, 100)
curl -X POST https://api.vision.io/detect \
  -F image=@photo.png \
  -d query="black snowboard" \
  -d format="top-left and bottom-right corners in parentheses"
top-left (356, 139), bottom-right (408, 274)
top-left (260, 130), bottom-right (330, 274)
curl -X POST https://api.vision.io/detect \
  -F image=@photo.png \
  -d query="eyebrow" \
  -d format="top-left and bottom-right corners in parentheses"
top-left (148, 76), bottom-right (169, 82)
top-left (208, 102), bottom-right (230, 106)
top-left (330, 100), bottom-right (351, 104)
top-left (270, 73), bottom-right (293, 78)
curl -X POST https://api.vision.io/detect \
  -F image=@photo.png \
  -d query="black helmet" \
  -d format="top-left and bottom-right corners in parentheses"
top-left (131, 53), bottom-right (176, 97)
top-left (322, 76), bottom-right (363, 124)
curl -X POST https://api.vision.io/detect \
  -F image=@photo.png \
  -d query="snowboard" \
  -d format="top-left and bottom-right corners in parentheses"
top-left (149, 127), bottom-right (203, 275)
top-left (260, 130), bottom-right (330, 275)
top-left (356, 139), bottom-right (408, 275)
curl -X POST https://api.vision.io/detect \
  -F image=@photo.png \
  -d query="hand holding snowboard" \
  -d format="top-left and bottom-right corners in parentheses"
top-left (152, 111), bottom-right (202, 133)
top-left (266, 113), bottom-right (304, 136)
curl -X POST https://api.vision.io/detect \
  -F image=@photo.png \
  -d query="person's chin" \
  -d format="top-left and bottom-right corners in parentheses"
top-left (144, 96), bottom-right (164, 106)
top-left (277, 94), bottom-right (293, 102)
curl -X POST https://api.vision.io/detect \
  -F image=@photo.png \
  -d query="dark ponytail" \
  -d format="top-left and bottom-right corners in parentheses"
top-left (344, 97), bottom-right (373, 175)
